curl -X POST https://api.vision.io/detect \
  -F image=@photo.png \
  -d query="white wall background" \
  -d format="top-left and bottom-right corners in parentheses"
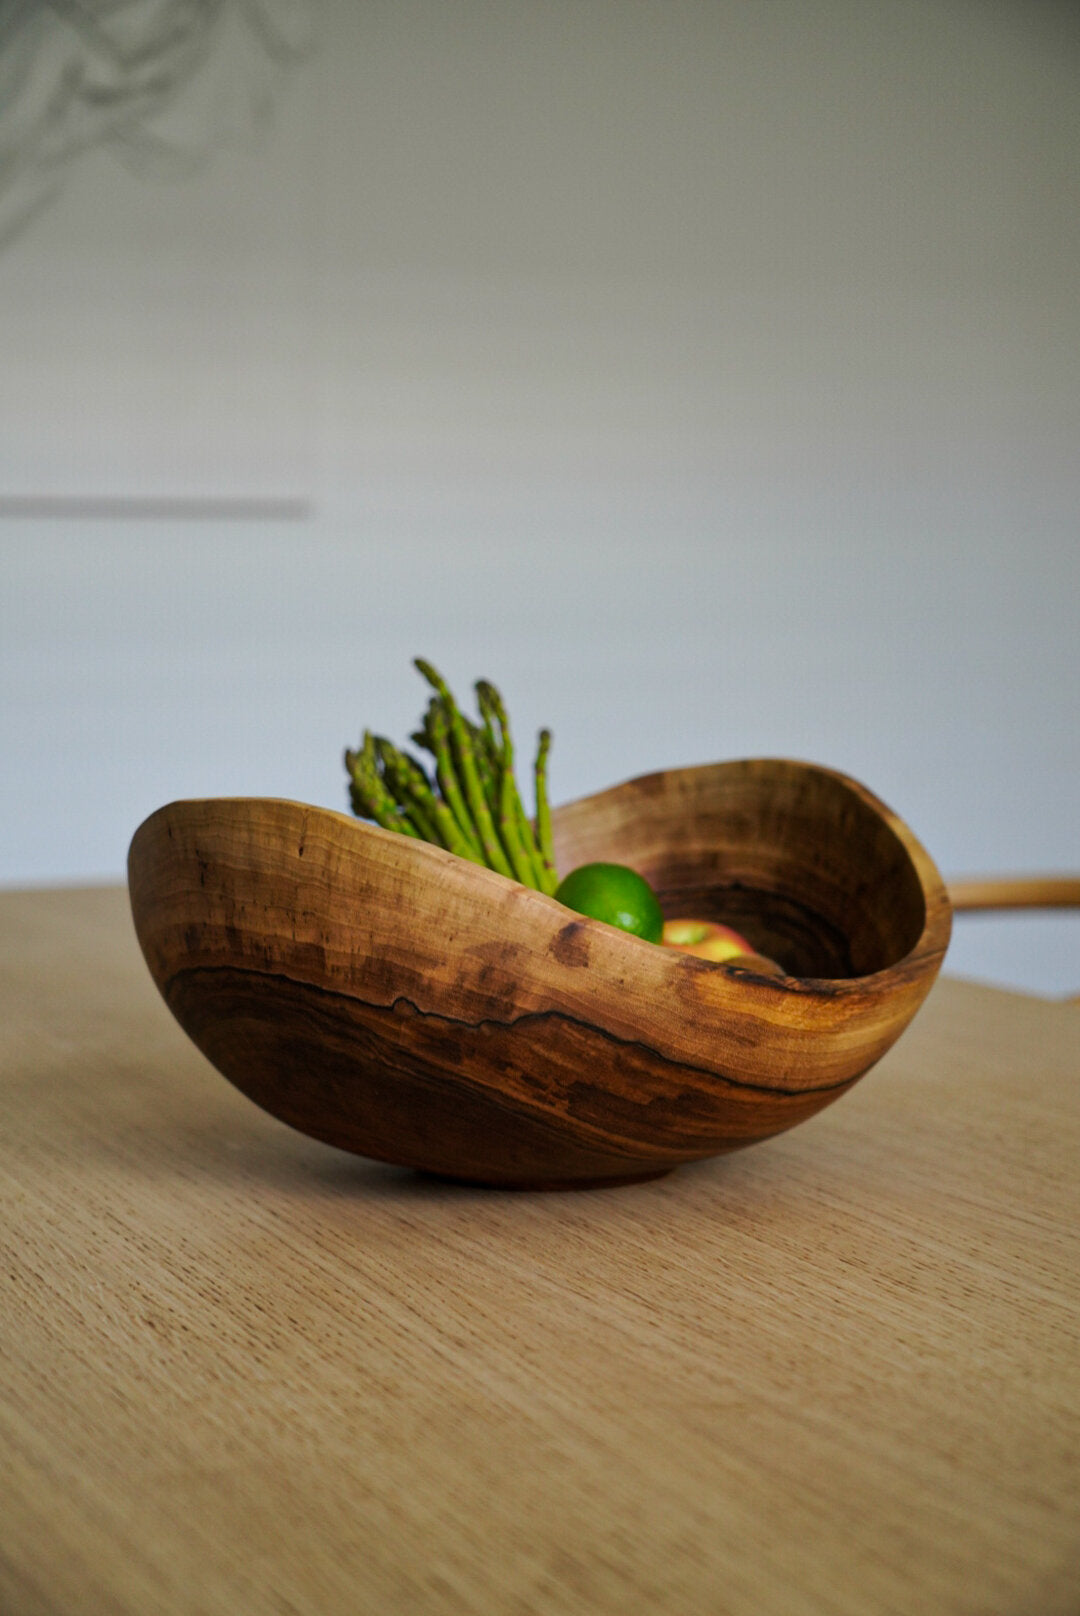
top-left (2, 0), bottom-right (1078, 995)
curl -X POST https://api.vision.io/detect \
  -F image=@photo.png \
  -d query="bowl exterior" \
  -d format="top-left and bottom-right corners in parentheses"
top-left (128, 765), bottom-right (950, 1186)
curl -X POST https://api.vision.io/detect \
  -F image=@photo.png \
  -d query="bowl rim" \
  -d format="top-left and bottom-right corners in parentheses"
top-left (548, 755), bottom-right (953, 991)
top-left (130, 755), bottom-right (952, 1000)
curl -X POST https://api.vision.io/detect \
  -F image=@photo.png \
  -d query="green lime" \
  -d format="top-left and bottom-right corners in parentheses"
top-left (554, 862), bottom-right (664, 944)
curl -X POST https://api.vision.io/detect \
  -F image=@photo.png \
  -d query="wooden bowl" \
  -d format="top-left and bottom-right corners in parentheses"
top-left (128, 760), bottom-right (951, 1189)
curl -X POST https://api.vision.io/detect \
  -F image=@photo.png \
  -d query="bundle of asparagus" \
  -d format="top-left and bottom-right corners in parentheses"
top-left (345, 663), bottom-right (783, 962)
top-left (345, 660), bottom-right (559, 895)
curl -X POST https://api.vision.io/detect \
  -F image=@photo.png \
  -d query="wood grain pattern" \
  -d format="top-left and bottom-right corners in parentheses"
top-left (1, 887), bottom-right (1078, 1616)
top-left (127, 761), bottom-right (952, 1187)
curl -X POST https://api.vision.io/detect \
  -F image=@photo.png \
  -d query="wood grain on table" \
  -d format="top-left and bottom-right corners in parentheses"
top-left (2, 887), bottom-right (1078, 1616)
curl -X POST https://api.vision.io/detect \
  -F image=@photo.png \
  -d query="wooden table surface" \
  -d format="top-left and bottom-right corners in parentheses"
top-left (2, 886), bottom-right (1078, 1616)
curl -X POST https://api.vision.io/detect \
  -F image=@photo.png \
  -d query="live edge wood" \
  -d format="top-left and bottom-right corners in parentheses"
top-left (127, 761), bottom-right (951, 1188)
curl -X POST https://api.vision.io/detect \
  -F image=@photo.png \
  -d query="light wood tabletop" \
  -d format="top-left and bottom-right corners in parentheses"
top-left (2, 886), bottom-right (1078, 1616)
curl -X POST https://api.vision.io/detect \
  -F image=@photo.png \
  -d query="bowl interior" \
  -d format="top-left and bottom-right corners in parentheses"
top-left (552, 759), bottom-right (931, 980)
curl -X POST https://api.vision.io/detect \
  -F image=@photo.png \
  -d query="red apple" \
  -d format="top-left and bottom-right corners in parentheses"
top-left (662, 919), bottom-right (754, 960)
top-left (662, 919), bottom-right (784, 975)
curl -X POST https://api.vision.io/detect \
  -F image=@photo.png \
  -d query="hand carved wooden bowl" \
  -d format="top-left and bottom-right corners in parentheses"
top-left (128, 760), bottom-right (951, 1189)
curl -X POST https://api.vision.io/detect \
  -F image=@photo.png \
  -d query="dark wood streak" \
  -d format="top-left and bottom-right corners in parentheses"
top-left (168, 964), bottom-right (865, 1098)
top-left (165, 965), bottom-right (860, 1186)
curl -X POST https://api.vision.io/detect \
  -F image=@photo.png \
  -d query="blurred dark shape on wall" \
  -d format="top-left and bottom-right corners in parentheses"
top-left (0, 0), bottom-right (314, 247)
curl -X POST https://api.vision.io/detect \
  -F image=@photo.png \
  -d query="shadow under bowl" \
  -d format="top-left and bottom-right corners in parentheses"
top-left (128, 759), bottom-right (951, 1188)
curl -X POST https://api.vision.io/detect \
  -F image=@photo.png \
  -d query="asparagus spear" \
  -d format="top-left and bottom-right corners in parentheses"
top-left (345, 732), bottom-right (422, 838)
top-left (465, 714), bottom-right (499, 816)
top-left (414, 660), bottom-right (514, 880)
top-left (533, 728), bottom-right (559, 894)
top-left (345, 662), bottom-right (559, 894)
top-left (475, 680), bottom-right (544, 889)
top-left (374, 735), bottom-right (486, 866)
top-left (372, 736), bottom-right (446, 846)
top-left (422, 699), bottom-right (485, 856)
top-left (463, 704), bottom-right (545, 887)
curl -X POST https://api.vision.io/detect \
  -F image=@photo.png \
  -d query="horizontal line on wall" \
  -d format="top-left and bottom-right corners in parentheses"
top-left (0, 495), bottom-right (314, 521)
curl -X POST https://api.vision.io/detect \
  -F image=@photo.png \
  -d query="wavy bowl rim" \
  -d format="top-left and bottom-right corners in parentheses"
top-left (129, 756), bottom-right (952, 1002)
